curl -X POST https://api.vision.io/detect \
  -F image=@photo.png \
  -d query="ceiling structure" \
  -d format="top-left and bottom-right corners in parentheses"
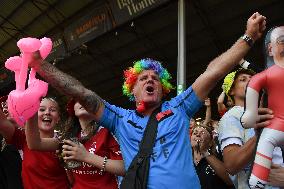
top-left (0, 0), bottom-right (283, 118)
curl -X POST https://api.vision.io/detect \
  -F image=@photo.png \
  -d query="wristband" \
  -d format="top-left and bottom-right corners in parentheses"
top-left (99, 156), bottom-right (108, 175)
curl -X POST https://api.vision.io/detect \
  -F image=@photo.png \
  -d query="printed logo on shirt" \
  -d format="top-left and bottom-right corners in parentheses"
top-left (89, 141), bottom-right (97, 154)
top-left (113, 150), bottom-right (121, 156)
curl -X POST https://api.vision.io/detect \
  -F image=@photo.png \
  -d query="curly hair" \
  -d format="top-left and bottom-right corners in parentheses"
top-left (122, 58), bottom-right (174, 101)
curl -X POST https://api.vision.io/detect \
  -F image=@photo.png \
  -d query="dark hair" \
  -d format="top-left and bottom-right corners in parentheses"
top-left (229, 68), bottom-right (255, 102)
top-left (192, 124), bottom-right (213, 138)
top-left (61, 115), bottom-right (99, 144)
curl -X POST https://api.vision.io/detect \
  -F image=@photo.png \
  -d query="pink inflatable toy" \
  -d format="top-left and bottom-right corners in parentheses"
top-left (4, 37), bottom-right (52, 126)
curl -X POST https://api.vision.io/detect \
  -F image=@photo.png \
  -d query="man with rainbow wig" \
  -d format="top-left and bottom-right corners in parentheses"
top-left (28, 12), bottom-right (266, 189)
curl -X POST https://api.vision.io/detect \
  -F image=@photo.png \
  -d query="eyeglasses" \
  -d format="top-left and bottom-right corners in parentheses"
top-left (276, 35), bottom-right (284, 45)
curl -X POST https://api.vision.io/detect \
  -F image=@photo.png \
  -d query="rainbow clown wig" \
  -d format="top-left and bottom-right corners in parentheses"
top-left (122, 58), bottom-right (174, 101)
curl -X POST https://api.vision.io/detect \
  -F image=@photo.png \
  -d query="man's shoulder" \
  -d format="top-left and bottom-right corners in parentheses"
top-left (219, 106), bottom-right (243, 126)
top-left (218, 106), bottom-right (246, 136)
top-left (222, 106), bottom-right (244, 119)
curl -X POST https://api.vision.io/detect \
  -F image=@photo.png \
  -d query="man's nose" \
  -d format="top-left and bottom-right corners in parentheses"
top-left (146, 79), bottom-right (154, 84)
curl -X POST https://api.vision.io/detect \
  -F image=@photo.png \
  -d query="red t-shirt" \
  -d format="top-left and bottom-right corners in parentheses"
top-left (71, 127), bottom-right (122, 189)
top-left (11, 128), bottom-right (69, 189)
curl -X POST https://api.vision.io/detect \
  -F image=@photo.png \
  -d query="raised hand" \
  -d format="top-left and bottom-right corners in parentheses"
top-left (245, 12), bottom-right (266, 41)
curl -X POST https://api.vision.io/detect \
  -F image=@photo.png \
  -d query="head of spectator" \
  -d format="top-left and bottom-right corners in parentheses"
top-left (265, 26), bottom-right (284, 68)
top-left (38, 97), bottom-right (61, 137)
top-left (63, 99), bottom-right (99, 144)
top-left (191, 122), bottom-right (216, 155)
top-left (122, 58), bottom-right (174, 114)
top-left (222, 68), bottom-right (255, 106)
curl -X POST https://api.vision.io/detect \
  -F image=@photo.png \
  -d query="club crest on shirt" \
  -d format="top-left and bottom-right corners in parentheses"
top-left (88, 141), bottom-right (97, 154)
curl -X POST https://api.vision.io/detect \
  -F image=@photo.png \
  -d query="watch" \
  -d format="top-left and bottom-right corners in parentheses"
top-left (241, 34), bottom-right (254, 47)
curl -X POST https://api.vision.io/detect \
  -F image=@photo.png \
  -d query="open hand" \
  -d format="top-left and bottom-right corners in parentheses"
top-left (268, 163), bottom-right (284, 187)
top-left (255, 107), bottom-right (273, 128)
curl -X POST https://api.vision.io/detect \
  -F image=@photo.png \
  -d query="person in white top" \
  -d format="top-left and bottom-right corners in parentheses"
top-left (218, 68), bottom-right (284, 189)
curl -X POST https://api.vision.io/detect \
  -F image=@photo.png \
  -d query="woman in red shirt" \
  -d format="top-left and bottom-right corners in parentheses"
top-left (0, 97), bottom-right (70, 189)
top-left (26, 100), bottom-right (124, 189)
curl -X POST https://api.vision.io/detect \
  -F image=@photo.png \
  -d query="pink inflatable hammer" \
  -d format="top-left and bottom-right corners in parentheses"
top-left (5, 37), bottom-right (52, 126)
top-left (5, 56), bottom-right (22, 89)
top-left (39, 37), bottom-right (52, 59)
top-left (17, 38), bottom-right (41, 91)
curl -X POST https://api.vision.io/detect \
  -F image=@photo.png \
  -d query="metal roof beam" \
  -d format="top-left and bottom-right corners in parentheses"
top-left (31, 0), bottom-right (65, 27)
top-left (0, 14), bottom-right (28, 36)
top-left (0, 0), bottom-right (62, 50)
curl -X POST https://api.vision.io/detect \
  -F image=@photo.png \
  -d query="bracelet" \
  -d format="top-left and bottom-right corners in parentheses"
top-left (99, 156), bottom-right (108, 175)
top-left (241, 34), bottom-right (254, 47)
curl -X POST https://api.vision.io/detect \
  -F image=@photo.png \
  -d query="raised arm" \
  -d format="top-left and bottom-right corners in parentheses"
top-left (222, 137), bottom-right (257, 175)
top-left (203, 98), bottom-right (211, 125)
top-left (205, 154), bottom-right (233, 186)
top-left (217, 91), bottom-right (227, 115)
top-left (222, 108), bottom-right (273, 175)
top-left (25, 114), bottom-right (59, 151)
top-left (29, 58), bottom-right (104, 121)
top-left (192, 12), bottom-right (266, 101)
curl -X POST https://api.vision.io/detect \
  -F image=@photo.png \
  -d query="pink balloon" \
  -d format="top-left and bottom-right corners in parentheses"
top-left (5, 56), bottom-right (22, 89)
top-left (39, 37), bottom-right (52, 59)
top-left (17, 38), bottom-right (41, 53)
top-left (5, 37), bottom-right (52, 126)
top-left (7, 80), bottom-right (48, 126)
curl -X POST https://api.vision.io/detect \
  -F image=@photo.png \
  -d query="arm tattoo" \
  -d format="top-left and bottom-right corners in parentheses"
top-left (36, 61), bottom-right (103, 114)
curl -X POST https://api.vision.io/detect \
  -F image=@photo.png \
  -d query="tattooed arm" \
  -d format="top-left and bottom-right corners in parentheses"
top-left (30, 56), bottom-right (104, 121)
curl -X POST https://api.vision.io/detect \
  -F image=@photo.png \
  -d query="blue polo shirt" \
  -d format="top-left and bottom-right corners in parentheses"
top-left (99, 86), bottom-right (202, 189)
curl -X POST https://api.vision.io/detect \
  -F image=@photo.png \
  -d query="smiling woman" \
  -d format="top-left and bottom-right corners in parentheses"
top-left (0, 97), bottom-right (70, 189)
top-left (25, 99), bottom-right (125, 189)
